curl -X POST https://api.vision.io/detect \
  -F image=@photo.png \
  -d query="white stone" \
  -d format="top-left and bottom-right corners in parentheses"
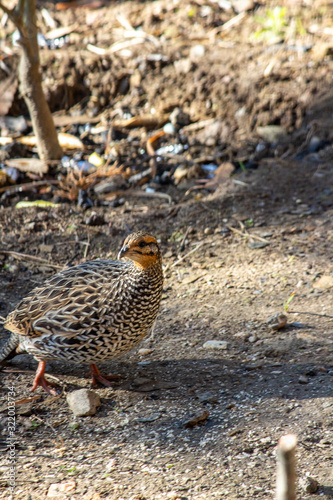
top-left (138, 348), bottom-right (152, 356)
top-left (190, 44), bottom-right (205, 59)
top-left (47, 481), bottom-right (76, 497)
top-left (202, 340), bottom-right (228, 350)
top-left (66, 389), bottom-right (100, 417)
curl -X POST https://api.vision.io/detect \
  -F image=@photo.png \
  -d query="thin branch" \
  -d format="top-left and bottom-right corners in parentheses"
top-left (227, 225), bottom-right (270, 244)
top-left (0, 179), bottom-right (59, 194)
top-left (164, 240), bottom-right (212, 273)
top-left (104, 189), bottom-right (172, 205)
top-left (0, 250), bottom-right (64, 270)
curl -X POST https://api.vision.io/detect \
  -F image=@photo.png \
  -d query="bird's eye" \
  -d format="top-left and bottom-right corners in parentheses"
top-left (138, 241), bottom-right (147, 248)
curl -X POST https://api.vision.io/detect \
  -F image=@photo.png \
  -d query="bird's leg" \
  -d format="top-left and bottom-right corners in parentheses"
top-left (88, 363), bottom-right (120, 388)
top-left (30, 361), bottom-right (58, 395)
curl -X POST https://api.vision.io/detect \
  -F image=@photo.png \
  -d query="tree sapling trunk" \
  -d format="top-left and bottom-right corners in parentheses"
top-left (0, 0), bottom-right (63, 162)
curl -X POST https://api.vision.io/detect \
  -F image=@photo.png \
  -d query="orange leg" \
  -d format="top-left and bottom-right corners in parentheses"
top-left (89, 363), bottom-right (120, 388)
top-left (31, 361), bottom-right (58, 395)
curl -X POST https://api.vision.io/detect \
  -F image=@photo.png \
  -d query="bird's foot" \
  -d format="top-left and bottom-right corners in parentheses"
top-left (88, 363), bottom-right (120, 388)
top-left (30, 361), bottom-right (59, 395)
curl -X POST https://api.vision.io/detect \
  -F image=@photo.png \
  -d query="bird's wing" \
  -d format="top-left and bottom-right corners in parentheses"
top-left (4, 260), bottom-right (126, 338)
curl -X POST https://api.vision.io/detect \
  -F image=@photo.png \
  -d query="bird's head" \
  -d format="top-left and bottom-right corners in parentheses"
top-left (118, 232), bottom-right (161, 269)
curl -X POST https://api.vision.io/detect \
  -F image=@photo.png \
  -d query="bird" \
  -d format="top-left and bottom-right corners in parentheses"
top-left (0, 232), bottom-right (163, 394)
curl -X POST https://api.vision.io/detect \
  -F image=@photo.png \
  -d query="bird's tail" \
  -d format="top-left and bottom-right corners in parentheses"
top-left (0, 333), bottom-right (20, 362)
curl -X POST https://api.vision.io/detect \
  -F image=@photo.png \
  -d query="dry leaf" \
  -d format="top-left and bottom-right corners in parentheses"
top-left (214, 162), bottom-right (235, 182)
top-left (5, 158), bottom-right (48, 174)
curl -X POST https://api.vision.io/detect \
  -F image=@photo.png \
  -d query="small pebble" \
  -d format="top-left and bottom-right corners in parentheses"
top-left (228, 427), bottom-right (244, 437)
top-left (26, 222), bottom-right (36, 231)
top-left (163, 122), bottom-right (176, 135)
top-left (245, 363), bottom-right (263, 370)
top-left (204, 227), bottom-right (213, 235)
top-left (248, 334), bottom-right (258, 343)
top-left (203, 340), bottom-right (228, 350)
top-left (169, 107), bottom-right (190, 127)
top-left (299, 476), bottom-right (319, 493)
top-left (167, 492), bottom-right (181, 500)
top-left (105, 458), bottom-right (117, 471)
top-left (234, 331), bottom-right (250, 340)
top-left (5, 264), bottom-right (20, 274)
top-left (47, 481), bottom-right (76, 497)
top-left (298, 375), bottom-right (309, 384)
top-left (85, 212), bottom-right (105, 226)
top-left (138, 348), bottom-right (152, 356)
top-left (183, 410), bottom-right (209, 428)
top-left (190, 44), bottom-right (205, 59)
top-left (197, 391), bottom-right (218, 404)
top-left (137, 412), bottom-right (161, 422)
top-left (137, 360), bottom-right (151, 366)
top-left (313, 275), bottom-right (333, 289)
top-left (248, 240), bottom-right (269, 249)
top-left (266, 312), bottom-right (288, 330)
top-left (305, 368), bottom-right (317, 377)
top-left (256, 125), bottom-right (288, 142)
top-left (308, 136), bottom-right (321, 153)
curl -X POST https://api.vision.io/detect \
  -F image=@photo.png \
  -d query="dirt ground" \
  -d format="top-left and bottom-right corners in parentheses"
top-left (0, 0), bottom-right (333, 499)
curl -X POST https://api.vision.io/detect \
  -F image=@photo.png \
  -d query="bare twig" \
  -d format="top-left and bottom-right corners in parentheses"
top-left (0, 179), bottom-right (59, 194)
top-left (83, 235), bottom-right (90, 259)
top-left (209, 11), bottom-right (246, 36)
top-left (104, 189), bottom-right (173, 204)
top-left (36, 390), bottom-right (64, 406)
top-left (164, 240), bottom-right (213, 273)
top-left (179, 227), bottom-right (190, 252)
top-left (0, 0), bottom-right (62, 161)
top-left (276, 434), bottom-right (297, 500)
top-left (227, 225), bottom-right (270, 244)
top-left (15, 395), bottom-right (42, 405)
top-left (0, 250), bottom-right (63, 270)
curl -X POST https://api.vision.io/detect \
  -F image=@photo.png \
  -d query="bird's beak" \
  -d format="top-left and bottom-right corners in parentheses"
top-left (118, 244), bottom-right (129, 260)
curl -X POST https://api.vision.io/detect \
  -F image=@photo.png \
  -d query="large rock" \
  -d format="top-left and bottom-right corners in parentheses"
top-left (66, 389), bottom-right (101, 417)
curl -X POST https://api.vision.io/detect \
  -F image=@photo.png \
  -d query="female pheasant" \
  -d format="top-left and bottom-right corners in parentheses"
top-left (0, 232), bottom-right (163, 393)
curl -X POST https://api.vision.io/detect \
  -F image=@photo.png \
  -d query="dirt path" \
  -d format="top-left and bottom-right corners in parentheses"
top-left (1, 158), bottom-right (332, 499)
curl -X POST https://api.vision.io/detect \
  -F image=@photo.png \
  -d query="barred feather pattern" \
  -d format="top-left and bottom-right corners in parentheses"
top-left (3, 258), bottom-right (163, 364)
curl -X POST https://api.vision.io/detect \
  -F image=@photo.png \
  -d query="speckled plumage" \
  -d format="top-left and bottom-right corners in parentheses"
top-left (0, 232), bottom-right (163, 392)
